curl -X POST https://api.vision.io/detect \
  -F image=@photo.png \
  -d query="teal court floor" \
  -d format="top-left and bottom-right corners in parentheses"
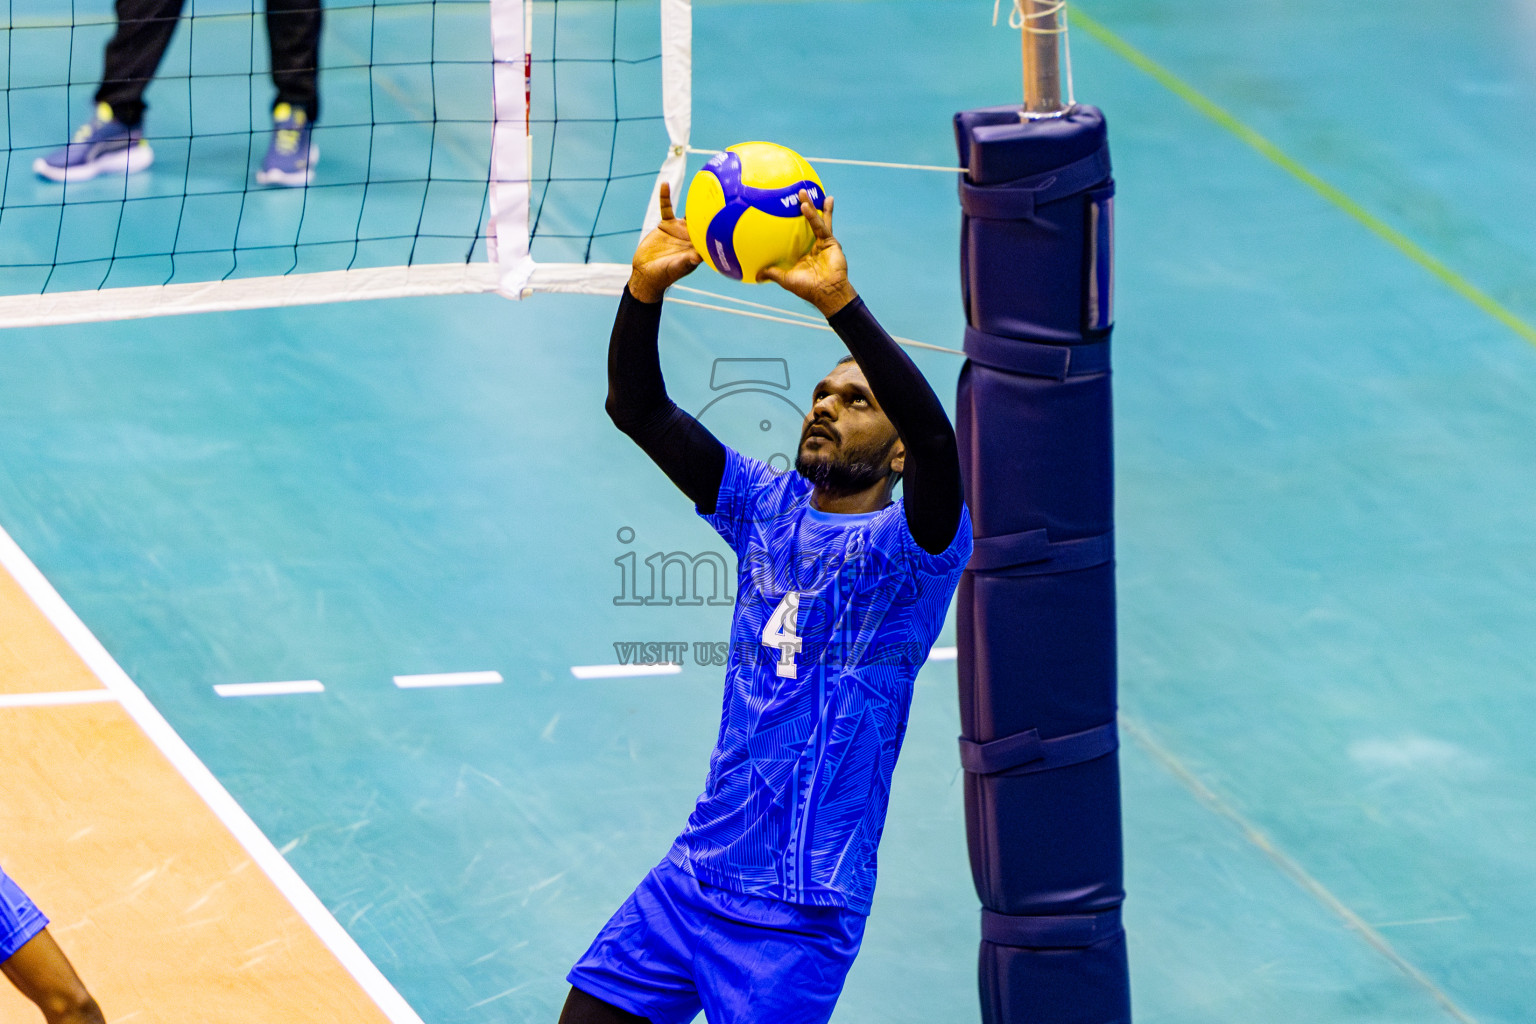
top-left (1, 0), bottom-right (1534, 1021)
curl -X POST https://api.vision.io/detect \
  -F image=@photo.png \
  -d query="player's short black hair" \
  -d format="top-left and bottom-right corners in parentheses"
top-left (836, 353), bottom-right (857, 366)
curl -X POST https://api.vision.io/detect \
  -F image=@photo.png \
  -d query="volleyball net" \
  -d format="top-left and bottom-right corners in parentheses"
top-left (0, 0), bottom-right (690, 327)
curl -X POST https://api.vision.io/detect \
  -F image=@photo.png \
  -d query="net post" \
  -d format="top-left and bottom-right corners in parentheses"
top-left (1019, 0), bottom-right (1074, 118)
top-left (955, 5), bottom-right (1128, 1021)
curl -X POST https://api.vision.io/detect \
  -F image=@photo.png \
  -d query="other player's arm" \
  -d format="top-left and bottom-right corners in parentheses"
top-left (605, 183), bottom-right (729, 514)
top-left (2, 929), bottom-right (106, 1024)
top-left (760, 191), bottom-right (964, 555)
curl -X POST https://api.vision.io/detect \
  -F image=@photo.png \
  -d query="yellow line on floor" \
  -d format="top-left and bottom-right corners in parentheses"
top-left (1072, 6), bottom-right (1536, 349)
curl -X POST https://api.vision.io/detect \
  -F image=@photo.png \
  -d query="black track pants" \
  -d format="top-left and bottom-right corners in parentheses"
top-left (95, 0), bottom-right (322, 127)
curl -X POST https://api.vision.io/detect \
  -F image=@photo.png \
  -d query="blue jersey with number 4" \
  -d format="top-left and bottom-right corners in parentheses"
top-left (668, 449), bottom-right (971, 914)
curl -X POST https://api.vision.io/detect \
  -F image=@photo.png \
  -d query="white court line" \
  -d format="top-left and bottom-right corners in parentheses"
top-left (927, 646), bottom-right (957, 661)
top-left (571, 664), bottom-right (684, 680)
top-left (0, 522), bottom-right (427, 1024)
top-left (393, 671), bottom-right (503, 689)
top-left (0, 689), bottom-right (121, 708)
top-left (214, 680), bottom-right (326, 698)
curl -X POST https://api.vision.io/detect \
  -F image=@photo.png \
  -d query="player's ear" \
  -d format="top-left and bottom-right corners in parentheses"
top-left (889, 438), bottom-right (905, 476)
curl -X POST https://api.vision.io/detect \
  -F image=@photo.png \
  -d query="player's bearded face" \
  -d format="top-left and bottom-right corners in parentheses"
top-left (795, 429), bottom-right (898, 492)
top-left (795, 363), bottom-right (902, 493)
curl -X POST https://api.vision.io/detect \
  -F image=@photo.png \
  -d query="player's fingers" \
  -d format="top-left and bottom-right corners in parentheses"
top-left (659, 182), bottom-right (675, 221)
top-left (757, 265), bottom-right (784, 284)
top-left (666, 254), bottom-right (700, 280)
top-left (823, 195), bottom-right (834, 235)
top-left (802, 191), bottom-right (831, 240)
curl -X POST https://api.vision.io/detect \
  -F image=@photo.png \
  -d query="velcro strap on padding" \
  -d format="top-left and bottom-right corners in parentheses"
top-left (981, 906), bottom-right (1123, 949)
top-left (959, 144), bottom-right (1113, 220)
top-left (963, 327), bottom-right (1109, 380)
top-left (967, 528), bottom-right (1112, 574)
top-left (958, 719), bottom-right (1118, 775)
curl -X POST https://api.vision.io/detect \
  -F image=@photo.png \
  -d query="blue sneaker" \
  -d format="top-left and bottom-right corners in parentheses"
top-left (257, 103), bottom-right (318, 186)
top-left (33, 103), bottom-right (153, 183)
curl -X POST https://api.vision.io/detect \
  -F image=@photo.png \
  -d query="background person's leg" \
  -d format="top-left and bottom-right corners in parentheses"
top-left (95, 0), bottom-right (188, 127)
top-left (265, 0), bottom-right (322, 123)
top-left (1, 930), bottom-right (105, 1024)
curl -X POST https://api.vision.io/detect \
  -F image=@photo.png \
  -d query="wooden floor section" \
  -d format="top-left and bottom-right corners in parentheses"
top-left (0, 564), bottom-right (400, 1024)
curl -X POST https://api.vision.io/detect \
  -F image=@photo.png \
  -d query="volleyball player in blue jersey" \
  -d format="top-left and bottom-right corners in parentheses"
top-left (1, 865), bottom-right (105, 1024)
top-left (558, 185), bottom-right (971, 1024)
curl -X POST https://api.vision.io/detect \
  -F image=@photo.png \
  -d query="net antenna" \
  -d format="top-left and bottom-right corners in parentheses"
top-left (993, 0), bottom-right (1075, 118)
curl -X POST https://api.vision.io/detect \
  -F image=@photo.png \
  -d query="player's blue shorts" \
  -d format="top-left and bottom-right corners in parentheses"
top-left (568, 856), bottom-right (866, 1024)
top-left (1, 865), bottom-right (49, 962)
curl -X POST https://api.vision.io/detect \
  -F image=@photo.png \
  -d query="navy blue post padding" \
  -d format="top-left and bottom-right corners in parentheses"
top-left (956, 566), bottom-right (1118, 741)
top-left (955, 102), bottom-right (1128, 1022)
top-left (979, 934), bottom-right (1132, 1024)
top-left (957, 105), bottom-right (1109, 186)
top-left (957, 144), bottom-right (1111, 221)
top-left (964, 754), bottom-right (1124, 914)
top-left (956, 361), bottom-right (1114, 543)
top-left (958, 720), bottom-right (1117, 776)
top-left (964, 327), bottom-right (1110, 379)
top-left (981, 906), bottom-right (1122, 948)
top-left (957, 105), bottom-right (1113, 342)
top-left (967, 527), bottom-right (1112, 574)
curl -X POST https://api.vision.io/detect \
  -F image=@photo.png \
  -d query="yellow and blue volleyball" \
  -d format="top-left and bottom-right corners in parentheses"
top-left (684, 142), bottom-right (824, 283)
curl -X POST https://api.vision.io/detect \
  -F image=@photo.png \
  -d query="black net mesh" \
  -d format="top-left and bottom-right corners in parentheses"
top-left (0, 0), bottom-right (667, 300)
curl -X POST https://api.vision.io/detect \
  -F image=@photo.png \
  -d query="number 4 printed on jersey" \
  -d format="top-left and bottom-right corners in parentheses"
top-left (761, 592), bottom-right (803, 679)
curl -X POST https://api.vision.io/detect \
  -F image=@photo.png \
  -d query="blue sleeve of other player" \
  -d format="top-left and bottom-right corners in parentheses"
top-left (0, 865), bottom-right (49, 961)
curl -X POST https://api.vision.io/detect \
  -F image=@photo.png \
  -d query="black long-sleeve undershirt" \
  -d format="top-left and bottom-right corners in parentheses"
top-left (605, 287), bottom-right (964, 555)
top-left (604, 289), bottom-right (728, 513)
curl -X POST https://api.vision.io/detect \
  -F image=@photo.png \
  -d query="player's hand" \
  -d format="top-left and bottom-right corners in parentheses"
top-left (757, 191), bottom-right (857, 317)
top-left (629, 182), bottom-right (702, 303)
